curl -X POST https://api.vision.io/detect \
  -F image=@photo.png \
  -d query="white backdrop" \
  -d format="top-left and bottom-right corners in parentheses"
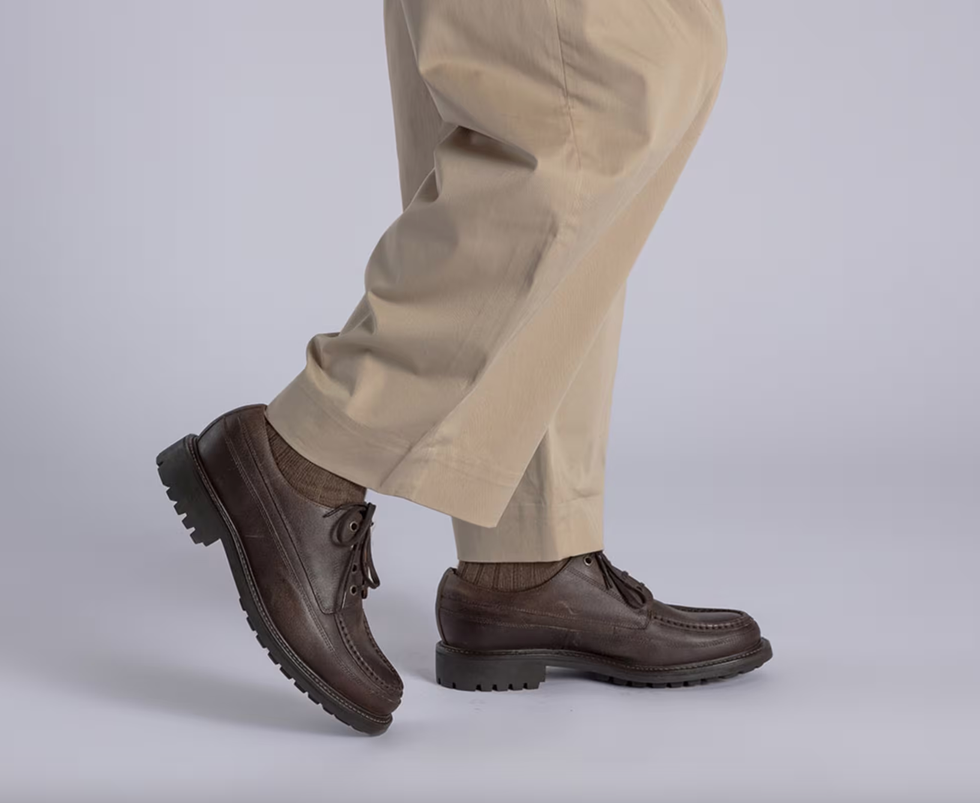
top-left (1, 2), bottom-right (977, 801)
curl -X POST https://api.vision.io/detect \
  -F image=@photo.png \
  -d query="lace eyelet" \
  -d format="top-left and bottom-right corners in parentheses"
top-left (349, 520), bottom-right (359, 532)
top-left (351, 565), bottom-right (358, 573)
top-left (583, 556), bottom-right (593, 566)
top-left (350, 585), bottom-right (358, 595)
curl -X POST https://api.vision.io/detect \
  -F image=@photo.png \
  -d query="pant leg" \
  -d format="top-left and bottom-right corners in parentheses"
top-left (381, 0), bottom-right (452, 215)
top-left (267, 0), bottom-right (728, 532)
top-left (380, 0), bottom-right (623, 563)
top-left (451, 286), bottom-right (625, 562)
top-left (452, 64), bottom-right (724, 561)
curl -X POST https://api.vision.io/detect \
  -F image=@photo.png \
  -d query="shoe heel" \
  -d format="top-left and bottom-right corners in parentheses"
top-left (156, 436), bottom-right (227, 547)
top-left (435, 642), bottom-right (546, 692)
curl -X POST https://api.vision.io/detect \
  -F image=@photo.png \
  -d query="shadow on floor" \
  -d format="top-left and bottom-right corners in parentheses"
top-left (0, 533), bottom-right (443, 737)
top-left (4, 631), bottom-right (361, 737)
top-left (367, 588), bottom-right (440, 684)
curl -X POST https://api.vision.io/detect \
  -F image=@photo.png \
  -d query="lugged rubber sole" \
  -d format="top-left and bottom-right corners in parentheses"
top-left (156, 435), bottom-right (391, 735)
top-left (435, 637), bottom-right (772, 692)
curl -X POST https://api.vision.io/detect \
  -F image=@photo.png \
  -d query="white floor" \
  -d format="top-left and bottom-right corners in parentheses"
top-left (2, 474), bottom-right (976, 803)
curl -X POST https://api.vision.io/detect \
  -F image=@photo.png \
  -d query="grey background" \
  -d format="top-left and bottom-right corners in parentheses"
top-left (1, 1), bottom-right (977, 801)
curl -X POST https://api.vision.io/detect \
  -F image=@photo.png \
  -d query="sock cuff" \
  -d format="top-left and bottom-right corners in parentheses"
top-left (456, 560), bottom-right (568, 591)
top-left (266, 421), bottom-right (365, 508)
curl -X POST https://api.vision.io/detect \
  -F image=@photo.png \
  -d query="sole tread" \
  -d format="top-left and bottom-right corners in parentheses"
top-left (436, 668), bottom-right (756, 692)
top-left (435, 639), bottom-right (771, 693)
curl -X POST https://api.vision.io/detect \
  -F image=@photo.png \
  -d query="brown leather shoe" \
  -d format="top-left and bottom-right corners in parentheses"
top-left (156, 405), bottom-right (402, 734)
top-left (434, 552), bottom-right (771, 691)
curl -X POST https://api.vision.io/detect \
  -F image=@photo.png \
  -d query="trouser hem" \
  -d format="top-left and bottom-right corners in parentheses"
top-left (452, 493), bottom-right (604, 562)
top-left (266, 371), bottom-right (521, 528)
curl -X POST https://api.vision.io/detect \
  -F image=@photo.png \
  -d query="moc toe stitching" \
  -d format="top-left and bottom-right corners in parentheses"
top-left (337, 613), bottom-right (403, 699)
top-left (650, 612), bottom-right (757, 631)
top-left (363, 618), bottom-right (404, 694)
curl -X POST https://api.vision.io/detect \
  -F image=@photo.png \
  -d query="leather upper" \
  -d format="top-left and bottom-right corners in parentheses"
top-left (436, 555), bottom-right (763, 668)
top-left (197, 405), bottom-right (402, 720)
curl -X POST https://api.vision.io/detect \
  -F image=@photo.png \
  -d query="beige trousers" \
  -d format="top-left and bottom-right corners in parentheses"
top-left (268, 0), bottom-right (727, 562)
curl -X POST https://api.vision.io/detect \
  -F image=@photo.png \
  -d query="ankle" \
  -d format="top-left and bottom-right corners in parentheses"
top-left (456, 559), bottom-right (568, 591)
top-left (266, 421), bottom-right (365, 508)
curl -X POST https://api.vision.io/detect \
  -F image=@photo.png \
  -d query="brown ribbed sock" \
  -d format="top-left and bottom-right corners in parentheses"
top-left (266, 421), bottom-right (365, 508)
top-left (456, 560), bottom-right (568, 591)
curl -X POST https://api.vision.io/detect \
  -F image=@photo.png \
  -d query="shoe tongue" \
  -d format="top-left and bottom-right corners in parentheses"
top-left (595, 552), bottom-right (648, 609)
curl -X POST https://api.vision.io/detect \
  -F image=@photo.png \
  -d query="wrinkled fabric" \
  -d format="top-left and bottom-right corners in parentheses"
top-left (268, 0), bottom-right (727, 561)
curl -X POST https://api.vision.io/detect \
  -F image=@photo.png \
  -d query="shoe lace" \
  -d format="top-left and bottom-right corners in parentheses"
top-left (326, 502), bottom-right (380, 599)
top-left (593, 551), bottom-right (647, 609)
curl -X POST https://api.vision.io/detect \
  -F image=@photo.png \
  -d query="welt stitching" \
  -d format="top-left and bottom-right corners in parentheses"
top-left (442, 641), bottom-right (767, 673)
